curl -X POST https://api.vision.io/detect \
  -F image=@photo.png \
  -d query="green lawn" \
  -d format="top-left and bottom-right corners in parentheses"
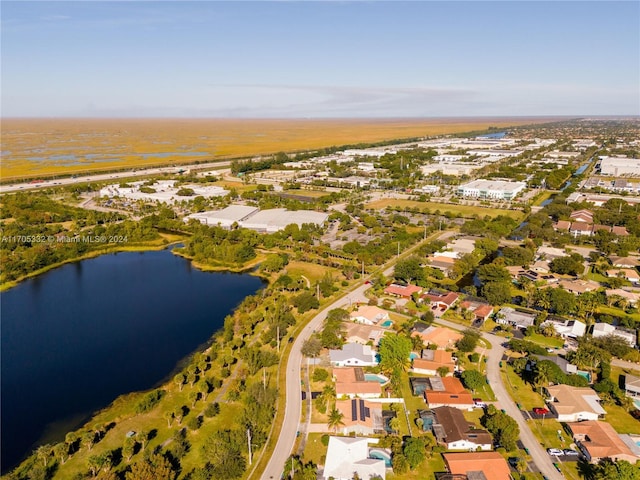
top-left (387, 452), bottom-right (446, 480)
top-left (603, 403), bottom-right (640, 434)
top-left (596, 305), bottom-right (640, 322)
top-left (303, 433), bottom-right (328, 466)
top-left (524, 333), bottom-right (564, 349)
top-left (501, 364), bottom-right (545, 411)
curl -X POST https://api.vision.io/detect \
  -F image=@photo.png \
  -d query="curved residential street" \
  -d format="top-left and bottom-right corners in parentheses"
top-left (436, 318), bottom-right (564, 480)
top-left (260, 283), bottom-right (371, 479)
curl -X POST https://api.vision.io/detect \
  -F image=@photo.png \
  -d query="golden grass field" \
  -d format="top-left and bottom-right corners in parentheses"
top-left (366, 198), bottom-right (526, 220)
top-left (1, 117), bottom-right (550, 179)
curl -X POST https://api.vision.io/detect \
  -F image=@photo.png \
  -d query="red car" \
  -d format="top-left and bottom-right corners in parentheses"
top-left (533, 407), bottom-right (549, 415)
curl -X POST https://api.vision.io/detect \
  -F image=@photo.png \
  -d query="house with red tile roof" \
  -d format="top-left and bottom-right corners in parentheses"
top-left (334, 398), bottom-right (385, 435)
top-left (412, 350), bottom-right (456, 376)
top-left (383, 283), bottom-right (422, 298)
top-left (424, 377), bottom-right (475, 410)
top-left (334, 367), bottom-right (382, 399)
top-left (442, 452), bottom-right (511, 480)
top-left (411, 325), bottom-right (463, 349)
top-left (349, 305), bottom-right (390, 325)
top-left (569, 421), bottom-right (639, 464)
top-left (421, 291), bottom-right (460, 317)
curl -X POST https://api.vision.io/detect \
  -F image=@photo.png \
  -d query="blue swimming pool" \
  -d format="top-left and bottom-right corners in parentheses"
top-left (369, 448), bottom-right (392, 467)
top-left (364, 373), bottom-right (389, 385)
top-left (380, 320), bottom-right (393, 328)
top-left (409, 352), bottom-right (419, 360)
top-left (634, 398), bottom-right (640, 410)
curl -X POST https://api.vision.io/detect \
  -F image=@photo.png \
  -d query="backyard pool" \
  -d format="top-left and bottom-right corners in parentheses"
top-left (380, 320), bottom-right (393, 328)
top-left (634, 398), bottom-right (640, 410)
top-left (369, 448), bottom-right (392, 467)
top-left (364, 373), bottom-right (390, 385)
top-left (409, 352), bottom-right (419, 360)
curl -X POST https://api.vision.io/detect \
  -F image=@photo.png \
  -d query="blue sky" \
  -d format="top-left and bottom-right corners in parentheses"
top-left (2, 1), bottom-right (638, 117)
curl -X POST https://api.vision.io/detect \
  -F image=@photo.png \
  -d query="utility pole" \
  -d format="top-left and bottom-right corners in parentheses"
top-left (247, 428), bottom-right (252, 465)
top-left (277, 325), bottom-right (280, 352)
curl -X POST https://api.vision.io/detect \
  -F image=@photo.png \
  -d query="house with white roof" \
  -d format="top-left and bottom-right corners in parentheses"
top-left (592, 323), bottom-right (637, 347)
top-left (329, 343), bottom-right (378, 367)
top-left (543, 319), bottom-right (586, 339)
top-left (349, 305), bottom-right (390, 326)
top-left (322, 436), bottom-right (386, 480)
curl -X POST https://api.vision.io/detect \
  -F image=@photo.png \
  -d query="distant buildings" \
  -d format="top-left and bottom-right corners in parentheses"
top-left (185, 205), bottom-right (329, 232)
top-left (100, 180), bottom-right (228, 204)
top-left (457, 179), bottom-right (526, 200)
top-left (599, 156), bottom-right (640, 176)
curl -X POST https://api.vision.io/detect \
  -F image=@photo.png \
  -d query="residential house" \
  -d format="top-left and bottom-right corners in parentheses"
top-left (427, 255), bottom-right (456, 276)
top-left (610, 256), bottom-right (640, 268)
top-left (421, 291), bottom-right (460, 317)
top-left (569, 421), bottom-right (639, 464)
top-left (496, 307), bottom-right (536, 329)
top-left (424, 377), bottom-right (475, 411)
top-left (624, 374), bottom-right (640, 398)
top-left (442, 452), bottom-right (511, 480)
top-left (349, 305), bottom-right (390, 325)
top-left (545, 385), bottom-right (606, 422)
top-left (592, 323), bottom-right (637, 347)
top-left (412, 325), bottom-right (463, 349)
top-left (554, 220), bottom-right (571, 231)
top-left (570, 222), bottom-right (594, 237)
top-left (384, 283), bottom-right (422, 299)
top-left (334, 367), bottom-right (382, 399)
top-left (556, 279), bottom-right (600, 295)
top-left (329, 343), bottom-right (378, 367)
top-left (460, 300), bottom-right (495, 324)
top-left (605, 288), bottom-right (640, 306)
top-left (606, 269), bottom-right (640, 284)
top-left (612, 226), bottom-right (630, 236)
top-left (412, 350), bottom-right (456, 376)
top-left (334, 398), bottom-right (384, 435)
top-left (432, 406), bottom-right (493, 451)
top-left (570, 210), bottom-right (594, 223)
top-left (543, 319), bottom-right (586, 339)
top-left (343, 322), bottom-right (386, 346)
top-left (322, 436), bottom-right (387, 480)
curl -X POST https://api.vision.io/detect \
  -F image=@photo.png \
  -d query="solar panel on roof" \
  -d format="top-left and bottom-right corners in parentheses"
top-left (359, 399), bottom-right (365, 421)
top-left (364, 407), bottom-right (370, 418)
top-left (351, 399), bottom-right (357, 421)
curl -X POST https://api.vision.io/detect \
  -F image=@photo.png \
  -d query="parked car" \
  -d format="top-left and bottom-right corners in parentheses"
top-left (534, 407), bottom-right (550, 415)
top-left (563, 449), bottom-right (579, 456)
top-left (547, 448), bottom-right (563, 456)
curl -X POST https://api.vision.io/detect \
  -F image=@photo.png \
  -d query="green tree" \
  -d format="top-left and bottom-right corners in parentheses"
top-left (125, 453), bottom-right (176, 480)
top-left (456, 329), bottom-right (481, 353)
top-left (378, 334), bottom-right (412, 373)
top-left (327, 407), bottom-right (345, 433)
top-left (481, 281), bottom-right (513, 305)
top-left (394, 256), bottom-right (424, 283)
top-left (123, 437), bottom-right (136, 462)
top-left (477, 263), bottom-right (511, 284)
top-left (403, 437), bottom-right (426, 469)
top-left (461, 370), bottom-right (485, 393)
top-left (436, 366), bottom-right (450, 377)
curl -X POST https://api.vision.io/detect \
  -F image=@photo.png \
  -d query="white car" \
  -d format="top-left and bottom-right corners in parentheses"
top-left (547, 448), bottom-right (563, 456)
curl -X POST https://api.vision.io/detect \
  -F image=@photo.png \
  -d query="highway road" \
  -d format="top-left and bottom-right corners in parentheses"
top-left (436, 317), bottom-right (564, 480)
top-left (0, 160), bottom-right (233, 194)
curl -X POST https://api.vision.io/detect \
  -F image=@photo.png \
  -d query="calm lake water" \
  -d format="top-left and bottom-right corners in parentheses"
top-left (0, 248), bottom-right (264, 472)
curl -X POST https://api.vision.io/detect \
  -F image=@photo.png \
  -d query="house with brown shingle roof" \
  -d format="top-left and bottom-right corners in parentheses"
top-left (343, 322), bottom-right (386, 346)
top-left (421, 291), bottom-right (460, 317)
top-left (333, 367), bottom-right (382, 399)
top-left (442, 452), bottom-right (511, 480)
top-left (432, 406), bottom-right (493, 451)
top-left (606, 268), bottom-right (640, 283)
top-left (569, 421), bottom-right (639, 464)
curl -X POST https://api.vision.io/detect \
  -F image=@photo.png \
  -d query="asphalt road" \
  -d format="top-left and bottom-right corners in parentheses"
top-left (436, 317), bottom-right (565, 480)
top-left (260, 282), bottom-right (371, 480)
top-left (0, 160), bottom-right (233, 194)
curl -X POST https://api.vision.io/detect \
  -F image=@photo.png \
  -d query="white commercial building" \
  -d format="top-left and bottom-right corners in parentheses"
top-left (599, 156), bottom-right (640, 176)
top-left (185, 206), bottom-right (328, 232)
top-left (100, 180), bottom-right (228, 204)
top-left (457, 179), bottom-right (526, 200)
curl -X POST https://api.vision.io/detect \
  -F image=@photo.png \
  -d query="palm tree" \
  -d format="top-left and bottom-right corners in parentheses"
top-left (327, 407), bottom-right (345, 433)
top-left (316, 385), bottom-right (336, 414)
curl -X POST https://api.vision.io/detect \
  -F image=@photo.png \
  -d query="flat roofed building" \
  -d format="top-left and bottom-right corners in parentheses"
top-left (240, 208), bottom-right (328, 232)
top-left (599, 156), bottom-right (640, 176)
top-left (457, 180), bottom-right (526, 200)
top-left (185, 205), bottom-right (259, 228)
